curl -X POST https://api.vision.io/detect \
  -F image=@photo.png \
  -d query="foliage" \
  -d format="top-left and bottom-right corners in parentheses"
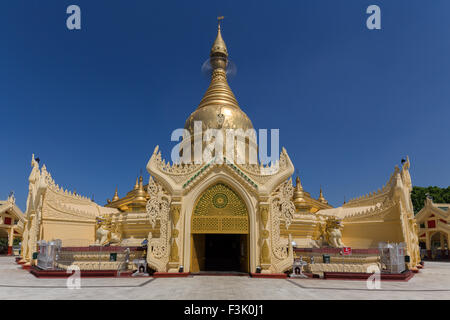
top-left (411, 186), bottom-right (450, 214)
top-left (0, 238), bottom-right (7, 254)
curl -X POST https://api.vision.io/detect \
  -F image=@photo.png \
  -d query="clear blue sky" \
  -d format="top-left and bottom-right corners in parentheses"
top-left (1, 0), bottom-right (449, 210)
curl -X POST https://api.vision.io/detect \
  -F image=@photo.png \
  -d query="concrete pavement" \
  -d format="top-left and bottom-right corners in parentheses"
top-left (0, 257), bottom-right (449, 300)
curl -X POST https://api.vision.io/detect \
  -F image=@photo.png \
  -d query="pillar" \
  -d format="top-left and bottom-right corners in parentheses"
top-left (447, 233), bottom-right (450, 260)
top-left (440, 233), bottom-right (446, 259)
top-left (425, 232), bottom-right (432, 260)
top-left (7, 227), bottom-right (14, 255)
top-left (259, 205), bottom-right (271, 274)
top-left (167, 204), bottom-right (181, 273)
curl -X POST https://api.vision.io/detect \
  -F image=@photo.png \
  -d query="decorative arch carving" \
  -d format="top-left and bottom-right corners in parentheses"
top-left (145, 176), bottom-right (172, 272)
top-left (191, 183), bottom-right (249, 234)
top-left (269, 178), bottom-right (295, 272)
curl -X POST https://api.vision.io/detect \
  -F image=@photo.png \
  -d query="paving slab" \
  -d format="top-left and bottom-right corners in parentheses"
top-left (0, 257), bottom-right (449, 300)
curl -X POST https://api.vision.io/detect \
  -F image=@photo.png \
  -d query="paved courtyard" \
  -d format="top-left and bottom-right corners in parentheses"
top-left (0, 256), bottom-right (449, 300)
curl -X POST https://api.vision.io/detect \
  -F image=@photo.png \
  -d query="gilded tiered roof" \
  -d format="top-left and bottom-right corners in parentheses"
top-left (292, 176), bottom-right (332, 213)
top-left (105, 176), bottom-right (148, 212)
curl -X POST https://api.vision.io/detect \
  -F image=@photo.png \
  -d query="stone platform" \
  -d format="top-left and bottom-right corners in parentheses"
top-left (29, 266), bottom-right (135, 278)
top-left (250, 273), bottom-right (287, 279)
top-left (153, 272), bottom-right (190, 278)
top-left (323, 270), bottom-right (414, 281)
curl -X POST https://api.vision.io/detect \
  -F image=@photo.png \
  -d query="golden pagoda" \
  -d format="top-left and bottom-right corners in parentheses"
top-left (17, 20), bottom-right (421, 275)
top-left (292, 176), bottom-right (331, 213)
top-left (106, 176), bottom-right (149, 212)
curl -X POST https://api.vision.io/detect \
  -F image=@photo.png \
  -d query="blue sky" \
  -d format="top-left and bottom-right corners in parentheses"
top-left (1, 0), bottom-right (449, 210)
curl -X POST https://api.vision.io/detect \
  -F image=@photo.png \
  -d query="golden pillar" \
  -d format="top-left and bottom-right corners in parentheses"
top-left (168, 204), bottom-right (181, 272)
top-left (259, 204), bottom-right (271, 272)
top-left (8, 227), bottom-right (14, 255)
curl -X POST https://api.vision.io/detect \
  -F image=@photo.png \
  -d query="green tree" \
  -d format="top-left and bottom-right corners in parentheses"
top-left (0, 238), bottom-right (8, 254)
top-left (411, 186), bottom-right (450, 214)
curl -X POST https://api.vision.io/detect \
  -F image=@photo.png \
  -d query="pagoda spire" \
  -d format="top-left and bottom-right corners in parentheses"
top-left (318, 186), bottom-right (328, 204)
top-left (295, 176), bottom-right (303, 191)
top-left (139, 176), bottom-right (144, 189)
top-left (112, 187), bottom-right (119, 202)
top-left (133, 175), bottom-right (147, 203)
top-left (197, 18), bottom-right (240, 110)
top-left (293, 175), bottom-right (306, 210)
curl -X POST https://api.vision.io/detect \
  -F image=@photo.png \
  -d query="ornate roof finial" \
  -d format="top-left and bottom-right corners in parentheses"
top-left (217, 16), bottom-right (224, 34)
top-left (134, 177), bottom-right (139, 190)
top-left (134, 175), bottom-right (147, 203)
top-left (112, 187), bottom-right (119, 202)
top-left (210, 16), bottom-right (228, 66)
top-left (7, 191), bottom-right (15, 204)
top-left (293, 174), bottom-right (306, 210)
top-left (318, 186), bottom-right (328, 204)
top-left (295, 176), bottom-right (303, 191)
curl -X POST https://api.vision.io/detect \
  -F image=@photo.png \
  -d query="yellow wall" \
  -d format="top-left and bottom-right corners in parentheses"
top-left (342, 221), bottom-right (403, 248)
top-left (41, 220), bottom-right (95, 246)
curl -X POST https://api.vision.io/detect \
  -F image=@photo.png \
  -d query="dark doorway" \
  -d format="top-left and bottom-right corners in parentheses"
top-left (191, 233), bottom-right (249, 273)
top-left (205, 234), bottom-right (241, 271)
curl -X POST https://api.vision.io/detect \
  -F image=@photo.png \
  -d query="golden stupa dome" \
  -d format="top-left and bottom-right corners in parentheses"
top-left (184, 22), bottom-right (253, 136)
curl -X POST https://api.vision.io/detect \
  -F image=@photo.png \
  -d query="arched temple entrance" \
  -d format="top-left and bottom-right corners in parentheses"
top-left (190, 183), bottom-right (249, 273)
top-left (430, 231), bottom-right (449, 260)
